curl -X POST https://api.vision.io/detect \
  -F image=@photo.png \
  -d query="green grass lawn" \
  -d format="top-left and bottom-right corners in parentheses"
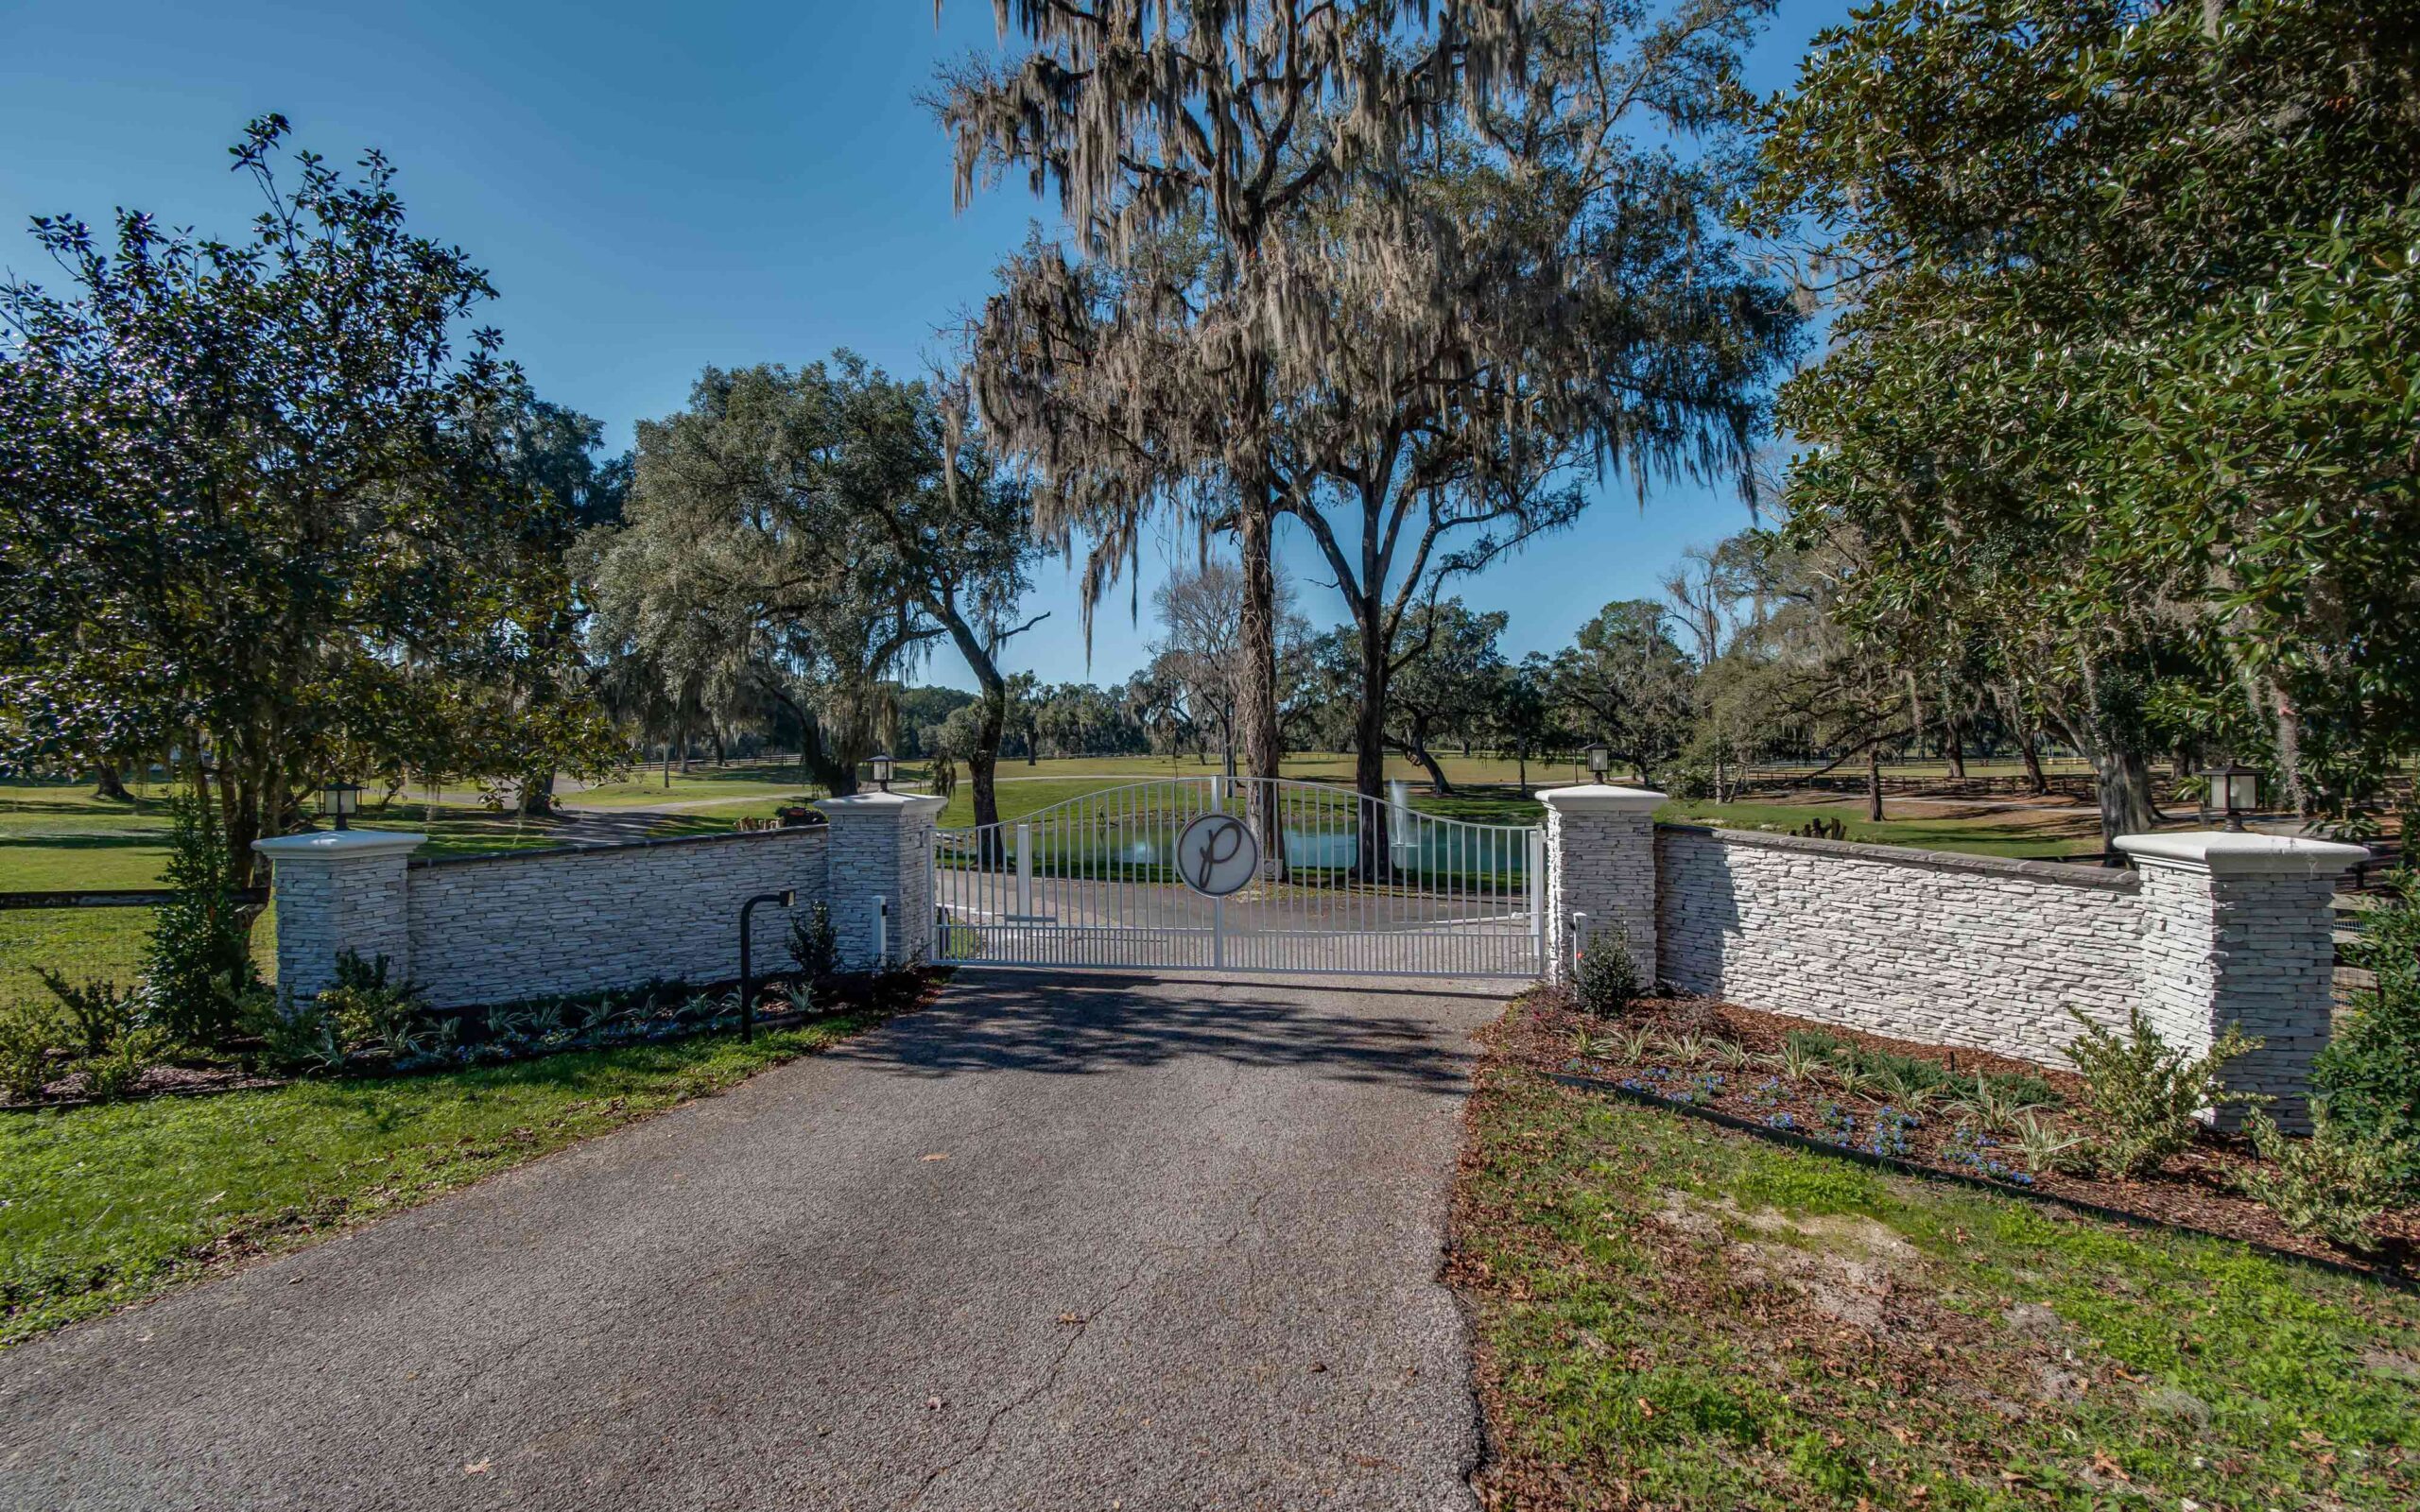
top-left (1659, 798), bottom-right (2107, 861)
top-left (1456, 1000), bottom-right (2420, 1510)
top-left (0, 1009), bottom-right (892, 1347)
top-left (562, 758), bottom-right (827, 807)
top-left (0, 781), bottom-right (582, 1009)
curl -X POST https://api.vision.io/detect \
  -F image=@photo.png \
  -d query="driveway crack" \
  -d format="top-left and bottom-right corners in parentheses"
top-left (905, 1246), bottom-right (1160, 1506)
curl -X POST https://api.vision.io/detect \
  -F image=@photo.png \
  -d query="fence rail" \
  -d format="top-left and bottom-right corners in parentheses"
top-left (0, 889), bottom-right (275, 1014)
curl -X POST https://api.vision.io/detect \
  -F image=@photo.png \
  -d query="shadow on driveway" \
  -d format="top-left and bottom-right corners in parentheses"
top-left (829, 968), bottom-right (1502, 1094)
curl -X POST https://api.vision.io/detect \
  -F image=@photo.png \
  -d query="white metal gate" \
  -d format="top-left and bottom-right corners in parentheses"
top-left (931, 776), bottom-right (1542, 977)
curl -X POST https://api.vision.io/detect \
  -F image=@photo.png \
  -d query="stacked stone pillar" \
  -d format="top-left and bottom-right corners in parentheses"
top-left (2114, 832), bottom-right (2368, 1130)
top-left (251, 830), bottom-right (428, 1000)
top-left (1537, 785), bottom-right (1666, 984)
top-left (815, 791), bottom-right (947, 971)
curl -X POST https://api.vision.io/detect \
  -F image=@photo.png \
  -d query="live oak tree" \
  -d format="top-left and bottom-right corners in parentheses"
top-left (1758, 0), bottom-right (2420, 832)
top-left (1488, 653), bottom-right (1560, 795)
top-left (0, 116), bottom-right (612, 885)
top-left (502, 402), bottom-right (631, 816)
top-left (938, 0), bottom-right (1528, 866)
top-left (1374, 598), bottom-right (1508, 794)
top-left (579, 357), bottom-right (1043, 831)
top-left (1266, 0), bottom-right (1799, 817)
top-left (1548, 598), bottom-right (1694, 783)
top-left (1148, 557), bottom-right (1303, 778)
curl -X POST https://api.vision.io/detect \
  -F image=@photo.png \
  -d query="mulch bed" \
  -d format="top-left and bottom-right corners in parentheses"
top-left (1506, 987), bottom-right (2419, 1278)
top-left (3, 968), bottom-right (949, 1113)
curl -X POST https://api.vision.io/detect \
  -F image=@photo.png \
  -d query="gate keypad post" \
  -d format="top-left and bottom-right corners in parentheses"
top-left (1538, 784), bottom-right (1666, 985)
top-left (817, 791), bottom-right (948, 972)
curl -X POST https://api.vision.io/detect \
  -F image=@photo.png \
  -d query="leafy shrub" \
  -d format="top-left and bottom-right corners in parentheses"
top-left (1875, 1066), bottom-right (1945, 1110)
top-left (788, 902), bottom-right (839, 997)
top-left (233, 984), bottom-right (345, 1075)
top-left (2063, 1006), bottom-right (2259, 1177)
top-left (35, 972), bottom-right (145, 1057)
top-left (1762, 1036), bottom-right (1826, 1082)
top-left (315, 950), bottom-right (426, 1058)
top-left (143, 795), bottom-right (259, 1044)
top-left (2009, 1111), bottom-right (2090, 1176)
top-left (0, 999), bottom-right (65, 1102)
top-left (1651, 760), bottom-right (1715, 801)
top-left (2312, 868), bottom-right (2420, 1195)
top-left (1573, 922), bottom-right (1641, 1017)
top-left (79, 1025), bottom-right (171, 1103)
top-left (1949, 1071), bottom-right (2063, 1131)
top-left (2234, 1109), bottom-right (2407, 1250)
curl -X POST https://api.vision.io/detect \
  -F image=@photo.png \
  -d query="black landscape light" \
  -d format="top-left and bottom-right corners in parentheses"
top-left (321, 781), bottom-right (364, 832)
top-left (1583, 743), bottom-right (1613, 781)
top-left (868, 752), bottom-right (896, 792)
top-left (737, 888), bottom-right (797, 1042)
top-left (2203, 762), bottom-right (2259, 833)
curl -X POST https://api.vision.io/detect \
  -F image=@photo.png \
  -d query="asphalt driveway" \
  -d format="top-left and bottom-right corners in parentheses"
top-left (0, 971), bottom-right (1502, 1510)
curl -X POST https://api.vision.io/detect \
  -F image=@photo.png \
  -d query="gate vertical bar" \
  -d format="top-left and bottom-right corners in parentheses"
top-left (1014, 821), bottom-right (1032, 926)
top-left (1528, 829), bottom-right (1545, 974)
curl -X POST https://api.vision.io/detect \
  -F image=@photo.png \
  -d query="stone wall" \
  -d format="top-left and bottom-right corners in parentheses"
top-left (1655, 825), bottom-right (2143, 1066)
top-left (818, 792), bottom-right (945, 971)
top-left (1542, 789), bottom-right (1662, 978)
top-left (2119, 833), bottom-right (2366, 1127)
top-left (403, 828), bottom-right (828, 1008)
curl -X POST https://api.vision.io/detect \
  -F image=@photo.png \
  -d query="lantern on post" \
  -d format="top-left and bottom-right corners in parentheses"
top-left (868, 752), bottom-right (895, 793)
top-left (321, 781), bottom-right (364, 832)
top-left (2202, 762), bottom-right (2259, 833)
top-left (1582, 743), bottom-right (1613, 781)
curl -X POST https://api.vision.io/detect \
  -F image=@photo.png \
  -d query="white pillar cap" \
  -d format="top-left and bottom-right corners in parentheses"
top-left (1536, 783), bottom-right (1668, 816)
top-left (2115, 831), bottom-right (2371, 877)
top-left (251, 830), bottom-right (428, 860)
top-left (815, 792), bottom-right (947, 819)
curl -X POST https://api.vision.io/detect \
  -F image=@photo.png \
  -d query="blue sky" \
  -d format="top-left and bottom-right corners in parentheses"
top-left (1, 0), bottom-right (1854, 693)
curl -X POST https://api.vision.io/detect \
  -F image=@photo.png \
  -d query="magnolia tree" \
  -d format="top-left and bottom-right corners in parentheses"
top-left (0, 116), bottom-right (615, 885)
top-left (1757, 0), bottom-right (2420, 834)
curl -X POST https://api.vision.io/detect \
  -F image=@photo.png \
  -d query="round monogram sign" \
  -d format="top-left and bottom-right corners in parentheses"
top-left (1177, 813), bottom-right (1260, 897)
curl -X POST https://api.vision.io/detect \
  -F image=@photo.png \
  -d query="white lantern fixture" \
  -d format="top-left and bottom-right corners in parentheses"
top-left (321, 780), bottom-right (364, 832)
top-left (2203, 761), bottom-right (2259, 833)
top-left (1582, 743), bottom-right (1613, 780)
top-left (868, 752), bottom-right (895, 793)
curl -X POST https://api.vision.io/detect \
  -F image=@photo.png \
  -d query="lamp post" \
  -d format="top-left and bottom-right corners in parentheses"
top-left (1582, 743), bottom-right (1613, 782)
top-left (868, 752), bottom-right (895, 793)
top-left (736, 888), bottom-right (796, 1042)
top-left (321, 781), bottom-right (363, 832)
top-left (2202, 762), bottom-right (2259, 833)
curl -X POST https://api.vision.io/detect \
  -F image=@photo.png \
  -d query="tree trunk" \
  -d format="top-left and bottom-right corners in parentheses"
top-left (1236, 493), bottom-right (1285, 876)
top-left (1944, 716), bottom-right (1967, 780)
top-left (1354, 625), bottom-right (1393, 880)
top-left (2018, 731), bottom-right (2047, 796)
top-left (1866, 745), bottom-right (1884, 822)
top-left (2092, 746), bottom-right (2159, 852)
top-left (2268, 681), bottom-right (2308, 817)
top-left (91, 756), bottom-right (130, 802)
top-left (1996, 681), bottom-right (2049, 795)
top-left (517, 768), bottom-right (556, 817)
top-left (1407, 730), bottom-right (1455, 796)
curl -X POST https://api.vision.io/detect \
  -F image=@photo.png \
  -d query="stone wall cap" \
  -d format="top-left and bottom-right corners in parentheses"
top-left (815, 791), bottom-right (948, 817)
top-left (2116, 831), bottom-right (2373, 876)
top-left (1536, 782), bottom-right (1668, 815)
top-left (252, 830), bottom-right (428, 859)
